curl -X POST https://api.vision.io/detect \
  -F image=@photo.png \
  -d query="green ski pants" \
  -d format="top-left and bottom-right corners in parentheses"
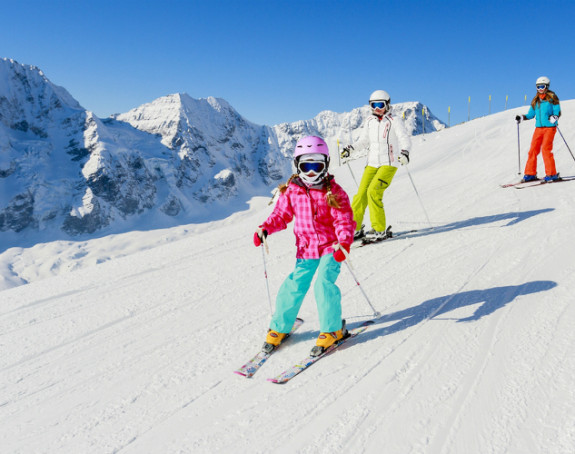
top-left (351, 165), bottom-right (397, 232)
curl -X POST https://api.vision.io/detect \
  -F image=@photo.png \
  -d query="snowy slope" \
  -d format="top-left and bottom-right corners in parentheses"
top-left (1, 102), bottom-right (575, 453)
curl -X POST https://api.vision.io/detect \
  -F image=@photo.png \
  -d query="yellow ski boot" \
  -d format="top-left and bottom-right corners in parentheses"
top-left (262, 329), bottom-right (287, 354)
top-left (310, 320), bottom-right (347, 357)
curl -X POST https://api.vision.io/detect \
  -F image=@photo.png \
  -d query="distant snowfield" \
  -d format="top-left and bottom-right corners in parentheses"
top-left (1, 103), bottom-right (575, 453)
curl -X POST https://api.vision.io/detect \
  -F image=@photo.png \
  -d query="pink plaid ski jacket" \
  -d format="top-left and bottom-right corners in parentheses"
top-left (261, 176), bottom-right (356, 259)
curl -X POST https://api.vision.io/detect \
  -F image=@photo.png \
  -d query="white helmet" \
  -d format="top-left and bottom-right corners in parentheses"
top-left (369, 90), bottom-right (391, 104)
top-left (369, 90), bottom-right (391, 113)
top-left (536, 76), bottom-right (550, 87)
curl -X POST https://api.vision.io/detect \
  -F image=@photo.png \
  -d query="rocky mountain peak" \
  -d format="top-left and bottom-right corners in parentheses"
top-left (0, 58), bottom-right (445, 241)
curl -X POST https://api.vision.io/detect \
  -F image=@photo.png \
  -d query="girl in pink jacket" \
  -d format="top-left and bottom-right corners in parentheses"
top-left (253, 136), bottom-right (356, 356)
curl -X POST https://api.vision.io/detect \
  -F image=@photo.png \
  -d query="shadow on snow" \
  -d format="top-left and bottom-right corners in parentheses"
top-left (357, 280), bottom-right (557, 343)
top-left (395, 208), bottom-right (554, 240)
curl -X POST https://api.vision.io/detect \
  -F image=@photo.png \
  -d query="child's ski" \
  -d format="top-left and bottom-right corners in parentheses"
top-left (234, 318), bottom-right (304, 378)
top-left (267, 320), bottom-right (374, 384)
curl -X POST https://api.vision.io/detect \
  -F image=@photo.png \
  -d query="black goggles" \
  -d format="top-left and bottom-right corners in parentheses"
top-left (298, 161), bottom-right (326, 174)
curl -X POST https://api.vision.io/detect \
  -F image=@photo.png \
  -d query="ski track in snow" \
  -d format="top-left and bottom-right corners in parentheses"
top-left (1, 103), bottom-right (575, 453)
top-left (264, 234), bottom-right (499, 453)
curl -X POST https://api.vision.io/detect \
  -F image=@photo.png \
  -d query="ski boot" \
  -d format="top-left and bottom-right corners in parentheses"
top-left (544, 173), bottom-right (561, 182)
top-left (363, 225), bottom-right (393, 244)
top-left (521, 174), bottom-right (538, 183)
top-left (353, 225), bottom-right (365, 242)
top-left (310, 320), bottom-right (348, 357)
top-left (262, 329), bottom-right (287, 354)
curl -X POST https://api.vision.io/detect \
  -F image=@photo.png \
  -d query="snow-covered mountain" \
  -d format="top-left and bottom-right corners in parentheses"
top-left (0, 58), bottom-right (444, 240)
top-left (0, 58), bottom-right (86, 233)
top-left (272, 102), bottom-right (444, 157)
top-left (113, 93), bottom-right (289, 213)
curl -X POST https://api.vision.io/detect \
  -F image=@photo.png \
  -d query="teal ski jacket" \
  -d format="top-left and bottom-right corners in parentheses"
top-left (525, 92), bottom-right (561, 128)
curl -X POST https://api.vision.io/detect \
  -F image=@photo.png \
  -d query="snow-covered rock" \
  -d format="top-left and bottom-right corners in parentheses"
top-left (0, 58), bottom-right (445, 239)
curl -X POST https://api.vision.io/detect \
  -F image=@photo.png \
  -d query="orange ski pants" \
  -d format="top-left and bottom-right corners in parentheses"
top-left (524, 127), bottom-right (557, 177)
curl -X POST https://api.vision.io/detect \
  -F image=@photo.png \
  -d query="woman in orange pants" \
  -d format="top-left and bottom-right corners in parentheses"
top-left (516, 76), bottom-right (562, 182)
top-left (524, 127), bottom-right (557, 177)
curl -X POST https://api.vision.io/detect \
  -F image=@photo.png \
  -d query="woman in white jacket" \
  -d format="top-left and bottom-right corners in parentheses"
top-left (344, 89), bottom-right (411, 243)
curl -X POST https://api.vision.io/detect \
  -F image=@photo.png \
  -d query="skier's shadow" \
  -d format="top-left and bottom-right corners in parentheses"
top-left (355, 280), bottom-right (557, 343)
top-left (395, 208), bottom-right (554, 240)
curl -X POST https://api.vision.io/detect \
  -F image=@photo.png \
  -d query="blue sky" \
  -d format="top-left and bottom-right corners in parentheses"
top-left (3, 0), bottom-right (575, 127)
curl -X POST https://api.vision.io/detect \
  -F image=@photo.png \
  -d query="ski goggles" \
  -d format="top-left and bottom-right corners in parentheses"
top-left (370, 101), bottom-right (388, 109)
top-left (298, 161), bottom-right (326, 174)
top-left (536, 84), bottom-right (547, 90)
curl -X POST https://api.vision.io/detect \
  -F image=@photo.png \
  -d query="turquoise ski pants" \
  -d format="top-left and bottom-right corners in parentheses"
top-left (271, 254), bottom-right (342, 333)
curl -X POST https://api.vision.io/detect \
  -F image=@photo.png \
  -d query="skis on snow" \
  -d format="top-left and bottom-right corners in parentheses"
top-left (500, 176), bottom-right (575, 189)
top-left (352, 225), bottom-right (418, 249)
top-left (234, 318), bottom-right (304, 378)
top-left (267, 320), bottom-right (374, 384)
top-left (500, 179), bottom-right (541, 188)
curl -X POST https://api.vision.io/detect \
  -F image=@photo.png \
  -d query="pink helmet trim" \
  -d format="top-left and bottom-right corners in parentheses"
top-left (293, 136), bottom-right (330, 159)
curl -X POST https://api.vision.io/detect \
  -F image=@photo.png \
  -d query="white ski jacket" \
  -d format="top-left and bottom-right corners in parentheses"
top-left (356, 113), bottom-right (411, 168)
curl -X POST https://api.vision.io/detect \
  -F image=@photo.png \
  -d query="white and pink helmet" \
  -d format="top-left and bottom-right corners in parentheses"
top-left (293, 136), bottom-right (330, 185)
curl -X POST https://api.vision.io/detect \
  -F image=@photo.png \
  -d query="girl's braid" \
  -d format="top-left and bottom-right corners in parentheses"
top-left (278, 174), bottom-right (298, 194)
top-left (325, 178), bottom-right (341, 208)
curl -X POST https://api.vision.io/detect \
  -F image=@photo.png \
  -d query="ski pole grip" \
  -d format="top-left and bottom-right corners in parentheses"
top-left (262, 232), bottom-right (270, 254)
top-left (256, 228), bottom-right (270, 253)
top-left (333, 243), bottom-right (353, 268)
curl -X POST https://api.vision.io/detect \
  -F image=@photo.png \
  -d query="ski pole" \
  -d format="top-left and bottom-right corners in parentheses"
top-left (334, 244), bottom-right (380, 318)
top-left (339, 142), bottom-right (359, 189)
top-left (556, 125), bottom-right (575, 164)
top-left (516, 121), bottom-right (522, 175)
top-left (347, 162), bottom-right (359, 189)
top-left (404, 166), bottom-right (433, 230)
top-left (259, 234), bottom-right (273, 316)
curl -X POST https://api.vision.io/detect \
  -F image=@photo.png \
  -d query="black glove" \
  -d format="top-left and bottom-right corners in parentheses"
top-left (398, 150), bottom-right (410, 166)
top-left (340, 145), bottom-right (354, 159)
